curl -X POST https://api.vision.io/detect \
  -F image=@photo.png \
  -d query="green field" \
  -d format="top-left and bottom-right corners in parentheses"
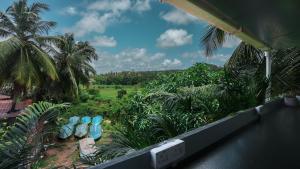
top-left (58, 84), bottom-right (142, 124)
top-left (93, 85), bottom-right (142, 100)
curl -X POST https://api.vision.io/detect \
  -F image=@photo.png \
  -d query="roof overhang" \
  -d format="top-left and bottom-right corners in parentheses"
top-left (162, 0), bottom-right (300, 50)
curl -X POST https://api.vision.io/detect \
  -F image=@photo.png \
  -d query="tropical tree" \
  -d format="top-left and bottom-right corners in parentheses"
top-left (201, 25), bottom-right (300, 99)
top-left (201, 25), bottom-right (265, 73)
top-left (38, 33), bottom-right (98, 100)
top-left (0, 0), bottom-right (58, 99)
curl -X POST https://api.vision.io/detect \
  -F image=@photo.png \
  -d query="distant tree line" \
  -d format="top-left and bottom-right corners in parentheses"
top-left (94, 70), bottom-right (181, 85)
top-left (94, 64), bottom-right (221, 86)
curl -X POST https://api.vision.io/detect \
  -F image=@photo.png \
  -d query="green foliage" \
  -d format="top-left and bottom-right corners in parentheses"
top-left (0, 0), bottom-right (58, 98)
top-left (0, 0), bottom-right (99, 102)
top-left (35, 33), bottom-right (98, 101)
top-left (217, 71), bottom-right (258, 115)
top-left (201, 25), bottom-right (226, 56)
top-left (0, 101), bottom-right (68, 169)
top-left (88, 88), bottom-right (98, 95)
top-left (146, 63), bottom-right (223, 92)
top-left (0, 122), bottom-right (8, 138)
top-left (87, 63), bottom-right (259, 163)
top-left (202, 25), bottom-right (300, 98)
top-left (95, 70), bottom-right (178, 86)
top-left (59, 85), bottom-right (141, 124)
top-left (117, 89), bottom-right (127, 99)
top-left (3, 1), bottom-right (291, 166)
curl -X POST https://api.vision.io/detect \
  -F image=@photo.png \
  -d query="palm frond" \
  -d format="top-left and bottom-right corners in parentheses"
top-left (35, 21), bottom-right (56, 34)
top-left (0, 12), bottom-right (16, 33)
top-left (35, 35), bottom-right (62, 45)
top-left (12, 48), bottom-right (39, 87)
top-left (0, 28), bottom-right (11, 38)
top-left (31, 44), bottom-right (58, 80)
top-left (201, 25), bottom-right (226, 56)
top-left (0, 101), bottom-right (68, 169)
top-left (225, 42), bottom-right (264, 75)
top-left (29, 2), bottom-right (49, 14)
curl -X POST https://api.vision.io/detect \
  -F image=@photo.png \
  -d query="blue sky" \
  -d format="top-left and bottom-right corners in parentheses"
top-left (0, 0), bottom-right (240, 73)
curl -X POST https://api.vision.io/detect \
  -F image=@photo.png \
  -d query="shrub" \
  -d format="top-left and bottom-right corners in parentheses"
top-left (87, 88), bottom-right (98, 95)
top-left (117, 89), bottom-right (127, 99)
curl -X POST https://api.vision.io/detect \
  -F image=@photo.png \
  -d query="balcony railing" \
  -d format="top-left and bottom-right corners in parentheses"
top-left (91, 99), bottom-right (283, 169)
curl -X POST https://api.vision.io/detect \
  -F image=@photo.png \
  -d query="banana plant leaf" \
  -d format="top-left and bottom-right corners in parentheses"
top-left (81, 116), bottom-right (91, 124)
top-left (91, 115), bottom-right (103, 125)
top-left (75, 124), bottom-right (89, 138)
top-left (89, 124), bottom-right (102, 140)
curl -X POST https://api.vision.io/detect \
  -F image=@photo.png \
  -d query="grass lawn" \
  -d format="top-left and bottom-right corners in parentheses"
top-left (96, 85), bottom-right (142, 101)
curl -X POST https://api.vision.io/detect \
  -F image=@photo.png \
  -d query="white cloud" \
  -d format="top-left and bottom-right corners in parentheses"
top-left (132, 0), bottom-right (151, 12)
top-left (61, 6), bottom-right (77, 15)
top-left (94, 48), bottom-right (183, 73)
top-left (88, 0), bottom-right (131, 12)
top-left (157, 29), bottom-right (193, 48)
top-left (162, 58), bottom-right (182, 66)
top-left (91, 36), bottom-right (117, 48)
top-left (223, 36), bottom-right (241, 48)
top-left (64, 12), bottom-right (119, 37)
top-left (150, 53), bottom-right (165, 61)
top-left (182, 50), bottom-right (204, 59)
top-left (66, 0), bottom-right (152, 37)
top-left (182, 50), bottom-right (230, 66)
top-left (87, 0), bottom-right (151, 13)
top-left (161, 9), bottom-right (198, 25)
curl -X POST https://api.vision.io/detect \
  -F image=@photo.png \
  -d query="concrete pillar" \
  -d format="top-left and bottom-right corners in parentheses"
top-left (265, 51), bottom-right (271, 79)
top-left (265, 51), bottom-right (271, 102)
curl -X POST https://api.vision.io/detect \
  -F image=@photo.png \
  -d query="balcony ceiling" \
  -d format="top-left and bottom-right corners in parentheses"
top-left (163, 0), bottom-right (300, 50)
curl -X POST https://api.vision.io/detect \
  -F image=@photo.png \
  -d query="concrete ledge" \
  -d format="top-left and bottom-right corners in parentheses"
top-left (176, 108), bottom-right (259, 158)
top-left (258, 98), bottom-right (283, 116)
top-left (91, 149), bottom-right (152, 169)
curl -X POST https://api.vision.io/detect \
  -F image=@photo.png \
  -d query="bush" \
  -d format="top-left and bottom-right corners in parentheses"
top-left (117, 89), bottom-right (127, 99)
top-left (79, 92), bottom-right (91, 102)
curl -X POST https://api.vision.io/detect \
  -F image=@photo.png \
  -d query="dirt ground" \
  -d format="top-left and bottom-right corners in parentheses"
top-left (42, 138), bottom-right (81, 168)
top-left (40, 120), bottom-right (112, 169)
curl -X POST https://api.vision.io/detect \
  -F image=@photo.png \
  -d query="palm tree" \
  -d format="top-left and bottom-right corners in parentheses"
top-left (50, 33), bottom-right (98, 99)
top-left (201, 25), bottom-right (300, 98)
top-left (201, 25), bottom-right (264, 70)
top-left (0, 0), bottom-right (58, 99)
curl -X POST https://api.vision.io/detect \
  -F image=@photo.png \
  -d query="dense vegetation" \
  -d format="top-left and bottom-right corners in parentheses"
top-left (95, 70), bottom-right (180, 86)
top-left (201, 25), bottom-right (300, 97)
top-left (2, 0), bottom-right (300, 168)
top-left (85, 63), bottom-right (260, 164)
